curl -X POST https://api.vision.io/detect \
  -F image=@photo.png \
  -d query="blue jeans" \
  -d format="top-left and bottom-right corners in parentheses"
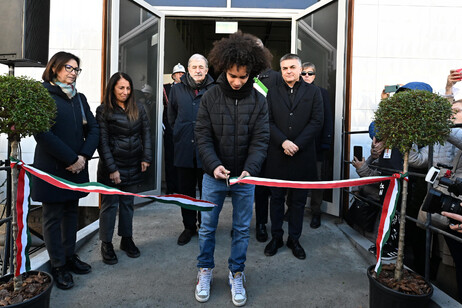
top-left (197, 174), bottom-right (255, 273)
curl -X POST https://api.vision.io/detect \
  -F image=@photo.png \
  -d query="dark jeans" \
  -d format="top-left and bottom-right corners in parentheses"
top-left (270, 187), bottom-right (308, 240)
top-left (198, 174), bottom-right (255, 273)
top-left (177, 167), bottom-right (203, 230)
top-left (42, 200), bottom-right (79, 267)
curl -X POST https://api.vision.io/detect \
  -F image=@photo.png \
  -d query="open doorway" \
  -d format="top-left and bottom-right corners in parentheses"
top-left (163, 18), bottom-right (291, 81)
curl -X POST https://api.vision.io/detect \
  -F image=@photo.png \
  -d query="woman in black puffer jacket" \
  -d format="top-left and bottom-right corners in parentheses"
top-left (96, 72), bottom-right (152, 265)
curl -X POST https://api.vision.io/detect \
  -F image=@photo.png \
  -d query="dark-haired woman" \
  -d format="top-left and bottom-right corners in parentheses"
top-left (32, 51), bottom-right (99, 290)
top-left (96, 72), bottom-right (152, 265)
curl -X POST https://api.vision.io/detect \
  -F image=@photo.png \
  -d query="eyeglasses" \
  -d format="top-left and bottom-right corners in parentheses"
top-left (64, 64), bottom-right (82, 75)
top-left (301, 71), bottom-right (315, 76)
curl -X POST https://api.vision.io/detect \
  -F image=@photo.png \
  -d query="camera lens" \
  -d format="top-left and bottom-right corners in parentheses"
top-left (441, 196), bottom-right (462, 215)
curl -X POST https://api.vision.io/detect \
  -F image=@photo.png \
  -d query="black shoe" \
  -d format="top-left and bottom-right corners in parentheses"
top-left (264, 237), bottom-right (283, 256)
top-left (310, 214), bottom-right (321, 229)
top-left (120, 237), bottom-right (140, 258)
top-left (287, 237), bottom-right (306, 260)
top-left (381, 244), bottom-right (398, 261)
top-left (66, 254), bottom-right (91, 274)
top-left (368, 244), bottom-right (376, 255)
top-left (177, 229), bottom-right (196, 246)
top-left (101, 241), bottom-right (118, 265)
top-left (51, 266), bottom-right (74, 290)
top-left (256, 224), bottom-right (268, 242)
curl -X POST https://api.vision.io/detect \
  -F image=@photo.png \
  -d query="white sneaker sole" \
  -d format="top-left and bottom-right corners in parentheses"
top-left (232, 297), bottom-right (247, 307)
top-left (195, 292), bottom-right (210, 303)
top-left (195, 285), bottom-right (211, 303)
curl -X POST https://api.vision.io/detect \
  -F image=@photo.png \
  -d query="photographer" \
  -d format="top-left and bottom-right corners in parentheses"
top-left (427, 99), bottom-right (462, 302)
top-left (351, 122), bottom-right (402, 260)
top-left (351, 83), bottom-right (440, 264)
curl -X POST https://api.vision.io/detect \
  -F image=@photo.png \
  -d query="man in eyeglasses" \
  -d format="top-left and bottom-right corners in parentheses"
top-left (264, 54), bottom-right (324, 260)
top-left (301, 62), bottom-right (334, 228)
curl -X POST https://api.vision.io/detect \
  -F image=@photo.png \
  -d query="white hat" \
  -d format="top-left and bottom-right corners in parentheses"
top-left (141, 84), bottom-right (153, 94)
top-left (172, 63), bottom-right (185, 74)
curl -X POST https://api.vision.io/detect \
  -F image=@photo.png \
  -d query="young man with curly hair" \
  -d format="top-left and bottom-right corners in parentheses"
top-left (194, 32), bottom-right (272, 306)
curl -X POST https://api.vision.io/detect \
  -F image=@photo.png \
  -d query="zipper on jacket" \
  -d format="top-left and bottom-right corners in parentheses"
top-left (70, 98), bottom-right (78, 137)
top-left (234, 99), bottom-right (238, 175)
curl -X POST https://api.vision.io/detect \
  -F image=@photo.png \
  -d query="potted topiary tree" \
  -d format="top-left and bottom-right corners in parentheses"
top-left (367, 89), bottom-right (454, 307)
top-left (0, 74), bottom-right (56, 307)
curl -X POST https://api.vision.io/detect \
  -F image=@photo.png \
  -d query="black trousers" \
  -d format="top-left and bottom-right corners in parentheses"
top-left (177, 167), bottom-right (203, 230)
top-left (42, 200), bottom-right (79, 267)
top-left (270, 187), bottom-right (308, 240)
top-left (445, 233), bottom-right (462, 302)
top-left (163, 119), bottom-right (178, 194)
top-left (255, 185), bottom-right (271, 225)
top-left (309, 161), bottom-right (323, 215)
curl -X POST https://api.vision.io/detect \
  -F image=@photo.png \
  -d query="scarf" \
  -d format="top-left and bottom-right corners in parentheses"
top-left (53, 78), bottom-right (77, 99)
top-left (185, 73), bottom-right (208, 90)
top-left (217, 72), bottom-right (254, 100)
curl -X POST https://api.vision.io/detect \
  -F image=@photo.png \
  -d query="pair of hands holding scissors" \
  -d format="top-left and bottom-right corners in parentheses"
top-left (213, 165), bottom-right (250, 185)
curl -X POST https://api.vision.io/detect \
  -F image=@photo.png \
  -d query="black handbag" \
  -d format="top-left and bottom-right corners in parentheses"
top-left (345, 196), bottom-right (380, 232)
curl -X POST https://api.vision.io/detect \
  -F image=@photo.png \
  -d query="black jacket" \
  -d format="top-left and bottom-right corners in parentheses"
top-left (258, 68), bottom-right (282, 89)
top-left (265, 79), bottom-right (324, 181)
top-left (96, 102), bottom-right (152, 186)
top-left (168, 74), bottom-right (215, 168)
top-left (31, 82), bottom-right (99, 203)
top-left (195, 74), bottom-right (269, 178)
top-left (316, 85), bottom-right (334, 159)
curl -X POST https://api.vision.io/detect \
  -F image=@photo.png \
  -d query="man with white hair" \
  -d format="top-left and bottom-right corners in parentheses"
top-left (168, 54), bottom-right (215, 246)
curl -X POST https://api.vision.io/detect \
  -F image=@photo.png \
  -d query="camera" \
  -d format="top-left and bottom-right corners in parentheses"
top-left (422, 176), bottom-right (462, 215)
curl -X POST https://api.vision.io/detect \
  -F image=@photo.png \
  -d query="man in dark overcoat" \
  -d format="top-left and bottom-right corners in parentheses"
top-left (168, 54), bottom-right (215, 246)
top-left (264, 53), bottom-right (324, 260)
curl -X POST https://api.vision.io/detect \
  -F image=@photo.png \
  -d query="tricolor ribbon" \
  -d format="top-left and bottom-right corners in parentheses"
top-left (15, 167), bottom-right (32, 276)
top-left (374, 172), bottom-right (406, 275)
top-left (253, 77), bottom-right (268, 97)
top-left (11, 159), bottom-right (402, 276)
top-left (10, 159), bottom-right (215, 276)
top-left (231, 174), bottom-right (403, 275)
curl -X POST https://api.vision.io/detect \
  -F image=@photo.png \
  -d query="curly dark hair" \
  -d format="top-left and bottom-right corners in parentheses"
top-left (208, 31), bottom-right (272, 77)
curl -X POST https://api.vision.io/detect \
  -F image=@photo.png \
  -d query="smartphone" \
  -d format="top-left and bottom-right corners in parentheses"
top-left (353, 146), bottom-right (363, 160)
top-left (456, 68), bottom-right (462, 81)
top-left (384, 85), bottom-right (400, 93)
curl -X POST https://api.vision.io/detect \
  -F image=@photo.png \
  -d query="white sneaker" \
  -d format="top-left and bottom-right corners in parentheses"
top-left (195, 268), bottom-right (213, 303)
top-left (228, 271), bottom-right (247, 306)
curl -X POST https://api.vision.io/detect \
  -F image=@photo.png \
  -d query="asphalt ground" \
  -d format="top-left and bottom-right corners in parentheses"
top-left (49, 199), bottom-right (371, 308)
